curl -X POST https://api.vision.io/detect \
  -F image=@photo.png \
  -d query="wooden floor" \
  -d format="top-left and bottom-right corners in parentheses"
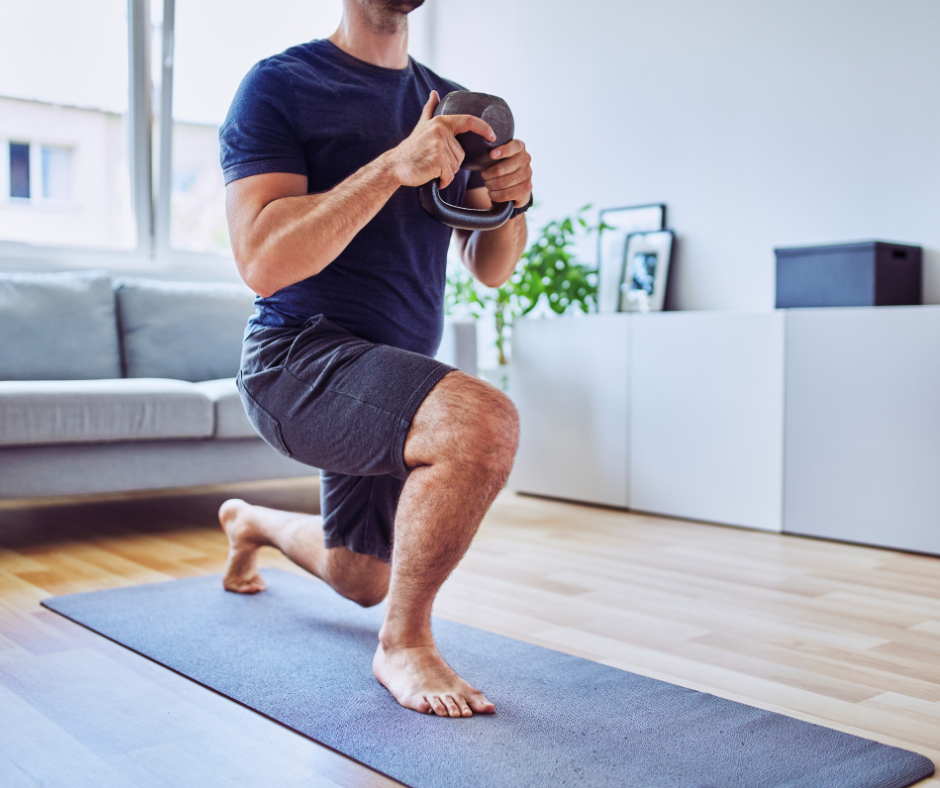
top-left (0, 478), bottom-right (937, 787)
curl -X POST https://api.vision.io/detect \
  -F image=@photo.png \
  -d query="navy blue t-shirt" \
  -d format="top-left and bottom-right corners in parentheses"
top-left (220, 39), bottom-right (484, 356)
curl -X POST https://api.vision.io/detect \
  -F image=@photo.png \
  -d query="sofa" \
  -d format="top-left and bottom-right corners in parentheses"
top-left (0, 270), bottom-right (477, 500)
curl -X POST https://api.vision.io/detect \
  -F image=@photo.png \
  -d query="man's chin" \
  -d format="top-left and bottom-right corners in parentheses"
top-left (368, 0), bottom-right (426, 13)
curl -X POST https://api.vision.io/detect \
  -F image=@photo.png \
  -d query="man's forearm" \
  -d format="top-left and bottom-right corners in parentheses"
top-left (234, 154), bottom-right (400, 297)
top-left (459, 215), bottom-right (528, 289)
top-left (232, 91), bottom-right (500, 298)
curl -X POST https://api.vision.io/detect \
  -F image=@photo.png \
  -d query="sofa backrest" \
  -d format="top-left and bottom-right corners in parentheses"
top-left (115, 277), bottom-right (256, 382)
top-left (0, 270), bottom-right (122, 381)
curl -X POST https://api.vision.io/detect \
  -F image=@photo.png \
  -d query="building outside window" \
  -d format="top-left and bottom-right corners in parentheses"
top-left (164, 0), bottom-right (341, 254)
top-left (0, 0), bottom-right (134, 250)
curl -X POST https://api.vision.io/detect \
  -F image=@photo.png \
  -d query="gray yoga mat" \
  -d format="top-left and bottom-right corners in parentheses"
top-left (43, 569), bottom-right (934, 788)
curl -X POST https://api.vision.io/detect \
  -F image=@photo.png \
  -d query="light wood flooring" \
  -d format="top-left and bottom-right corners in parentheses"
top-left (0, 478), bottom-right (937, 786)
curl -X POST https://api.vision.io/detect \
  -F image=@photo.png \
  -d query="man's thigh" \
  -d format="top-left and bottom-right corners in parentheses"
top-left (238, 314), bottom-right (455, 479)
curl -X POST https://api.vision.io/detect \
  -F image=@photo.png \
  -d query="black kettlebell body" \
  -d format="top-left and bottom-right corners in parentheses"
top-left (417, 91), bottom-right (516, 231)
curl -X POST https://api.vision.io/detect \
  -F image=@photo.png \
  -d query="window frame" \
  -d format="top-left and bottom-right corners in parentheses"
top-left (0, 0), bottom-right (234, 274)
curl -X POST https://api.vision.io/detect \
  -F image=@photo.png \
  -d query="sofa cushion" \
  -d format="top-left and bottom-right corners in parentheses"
top-left (0, 270), bottom-right (121, 381)
top-left (0, 379), bottom-right (214, 446)
top-left (115, 278), bottom-right (256, 382)
top-left (193, 378), bottom-right (258, 439)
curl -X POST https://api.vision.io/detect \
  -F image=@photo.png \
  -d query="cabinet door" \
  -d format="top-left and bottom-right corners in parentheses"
top-left (785, 306), bottom-right (940, 554)
top-left (630, 311), bottom-right (785, 531)
top-left (510, 315), bottom-right (630, 508)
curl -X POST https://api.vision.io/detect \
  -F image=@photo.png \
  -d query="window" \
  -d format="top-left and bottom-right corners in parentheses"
top-left (0, 0), bottom-right (134, 249)
top-left (5, 142), bottom-right (73, 202)
top-left (9, 143), bottom-right (30, 199)
top-left (42, 146), bottom-right (72, 201)
top-left (164, 0), bottom-right (342, 254)
top-left (1, 0), bottom-right (397, 265)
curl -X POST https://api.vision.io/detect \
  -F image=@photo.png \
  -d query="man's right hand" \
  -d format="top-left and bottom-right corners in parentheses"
top-left (384, 90), bottom-right (497, 190)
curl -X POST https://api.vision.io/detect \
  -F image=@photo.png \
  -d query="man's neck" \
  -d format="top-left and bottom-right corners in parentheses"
top-left (329, 4), bottom-right (410, 70)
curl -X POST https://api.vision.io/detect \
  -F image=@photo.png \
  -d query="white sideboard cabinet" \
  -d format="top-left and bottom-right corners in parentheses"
top-left (510, 314), bottom-right (631, 508)
top-left (510, 307), bottom-right (939, 556)
top-left (784, 306), bottom-right (940, 555)
top-left (629, 311), bottom-right (785, 531)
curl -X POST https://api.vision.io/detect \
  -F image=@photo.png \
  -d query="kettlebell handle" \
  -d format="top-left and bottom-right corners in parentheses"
top-left (418, 90), bottom-right (516, 231)
top-left (417, 182), bottom-right (514, 231)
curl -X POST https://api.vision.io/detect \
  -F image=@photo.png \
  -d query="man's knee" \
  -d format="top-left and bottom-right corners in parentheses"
top-left (326, 549), bottom-right (390, 608)
top-left (468, 390), bottom-right (519, 478)
top-left (408, 372), bottom-right (519, 479)
top-left (343, 583), bottom-right (388, 608)
top-left (443, 375), bottom-right (519, 479)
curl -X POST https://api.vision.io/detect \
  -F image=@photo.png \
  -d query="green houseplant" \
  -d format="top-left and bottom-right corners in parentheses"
top-left (445, 206), bottom-right (603, 376)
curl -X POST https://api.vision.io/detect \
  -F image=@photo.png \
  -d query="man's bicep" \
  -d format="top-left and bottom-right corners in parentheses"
top-left (226, 172), bottom-right (308, 254)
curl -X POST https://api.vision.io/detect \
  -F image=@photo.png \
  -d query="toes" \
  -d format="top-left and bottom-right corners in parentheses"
top-left (443, 695), bottom-right (462, 718)
top-left (469, 693), bottom-right (495, 714)
top-left (429, 696), bottom-right (449, 717)
top-left (415, 696), bottom-right (433, 715)
top-left (224, 577), bottom-right (266, 594)
top-left (455, 695), bottom-right (473, 717)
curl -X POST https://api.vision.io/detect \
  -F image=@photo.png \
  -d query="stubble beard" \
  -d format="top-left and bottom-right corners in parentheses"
top-left (360, 0), bottom-right (426, 35)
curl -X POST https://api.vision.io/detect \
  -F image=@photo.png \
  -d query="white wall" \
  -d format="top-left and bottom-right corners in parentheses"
top-left (431, 0), bottom-right (940, 311)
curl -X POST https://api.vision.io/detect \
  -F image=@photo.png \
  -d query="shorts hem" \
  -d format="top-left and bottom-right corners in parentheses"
top-left (393, 363), bottom-right (456, 478)
top-left (323, 530), bottom-right (392, 563)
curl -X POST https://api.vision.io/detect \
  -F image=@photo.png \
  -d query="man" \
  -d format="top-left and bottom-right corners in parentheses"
top-left (217, 0), bottom-right (532, 718)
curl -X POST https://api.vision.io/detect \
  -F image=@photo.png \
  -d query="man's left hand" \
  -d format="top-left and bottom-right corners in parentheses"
top-left (481, 139), bottom-right (532, 208)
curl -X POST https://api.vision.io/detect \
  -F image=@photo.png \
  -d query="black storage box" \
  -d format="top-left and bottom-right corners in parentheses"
top-left (774, 241), bottom-right (922, 308)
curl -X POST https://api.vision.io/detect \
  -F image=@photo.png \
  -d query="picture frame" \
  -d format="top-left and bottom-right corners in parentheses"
top-left (597, 204), bottom-right (666, 313)
top-left (619, 230), bottom-right (674, 313)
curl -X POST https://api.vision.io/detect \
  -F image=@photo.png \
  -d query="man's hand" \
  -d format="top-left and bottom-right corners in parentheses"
top-left (454, 130), bottom-right (532, 289)
top-left (384, 91), bottom-right (497, 189)
top-left (481, 139), bottom-right (533, 208)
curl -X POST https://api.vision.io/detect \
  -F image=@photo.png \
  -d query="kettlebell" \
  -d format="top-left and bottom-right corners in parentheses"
top-left (417, 90), bottom-right (515, 231)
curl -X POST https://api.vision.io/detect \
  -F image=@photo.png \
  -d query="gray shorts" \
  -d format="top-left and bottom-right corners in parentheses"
top-left (237, 315), bottom-right (454, 561)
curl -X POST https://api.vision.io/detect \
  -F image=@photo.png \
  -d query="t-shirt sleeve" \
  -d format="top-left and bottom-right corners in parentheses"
top-left (219, 60), bottom-right (308, 185)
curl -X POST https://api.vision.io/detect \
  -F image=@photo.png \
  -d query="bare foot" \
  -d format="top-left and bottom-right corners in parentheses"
top-left (219, 499), bottom-right (268, 594)
top-left (373, 640), bottom-right (495, 718)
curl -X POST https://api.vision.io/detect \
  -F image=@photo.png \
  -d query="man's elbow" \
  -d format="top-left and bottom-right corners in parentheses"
top-left (235, 251), bottom-right (278, 299)
top-left (477, 269), bottom-right (514, 289)
top-left (251, 282), bottom-right (278, 299)
top-left (236, 249), bottom-right (326, 298)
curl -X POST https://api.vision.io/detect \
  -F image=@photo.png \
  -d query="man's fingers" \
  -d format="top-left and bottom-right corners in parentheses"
top-left (442, 114), bottom-right (496, 141)
top-left (444, 131), bottom-right (465, 168)
top-left (420, 90), bottom-right (440, 122)
top-left (482, 149), bottom-right (531, 180)
top-left (438, 158), bottom-right (460, 189)
top-left (486, 181), bottom-right (533, 207)
top-left (489, 139), bottom-right (525, 161)
top-left (483, 162), bottom-right (533, 193)
top-left (435, 136), bottom-right (462, 188)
